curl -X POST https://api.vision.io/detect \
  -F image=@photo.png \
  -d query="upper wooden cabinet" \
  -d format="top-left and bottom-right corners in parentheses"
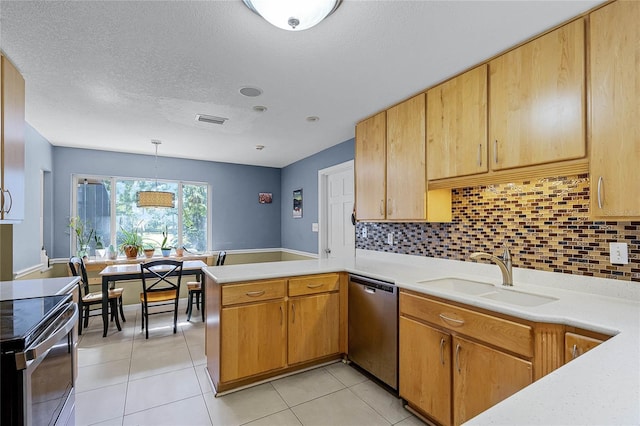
top-left (355, 95), bottom-right (451, 222)
top-left (386, 94), bottom-right (428, 220)
top-left (589, 0), bottom-right (640, 219)
top-left (427, 65), bottom-right (488, 180)
top-left (0, 54), bottom-right (25, 223)
top-left (489, 18), bottom-right (586, 171)
top-left (355, 111), bottom-right (386, 220)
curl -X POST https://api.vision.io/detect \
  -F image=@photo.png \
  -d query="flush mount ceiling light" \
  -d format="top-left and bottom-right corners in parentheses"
top-left (137, 140), bottom-right (175, 208)
top-left (239, 86), bottom-right (263, 97)
top-left (253, 105), bottom-right (267, 112)
top-left (306, 116), bottom-right (320, 122)
top-left (242, 0), bottom-right (342, 31)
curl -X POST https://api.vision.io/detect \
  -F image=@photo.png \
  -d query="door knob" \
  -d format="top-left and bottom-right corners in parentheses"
top-left (325, 248), bottom-right (331, 254)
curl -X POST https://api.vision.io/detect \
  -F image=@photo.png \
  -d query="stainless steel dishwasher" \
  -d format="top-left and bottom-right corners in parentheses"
top-left (348, 274), bottom-right (398, 390)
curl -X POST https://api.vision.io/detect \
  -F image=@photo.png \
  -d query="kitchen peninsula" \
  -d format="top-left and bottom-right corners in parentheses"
top-left (203, 250), bottom-right (640, 425)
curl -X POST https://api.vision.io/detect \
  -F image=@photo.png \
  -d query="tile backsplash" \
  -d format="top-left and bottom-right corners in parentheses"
top-left (356, 175), bottom-right (640, 282)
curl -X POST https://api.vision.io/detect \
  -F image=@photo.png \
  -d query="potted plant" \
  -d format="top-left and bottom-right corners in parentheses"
top-left (94, 235), bottom-right (106, 258)
top-left (175, 245), bottom-right (185, 257)
top-left (119, 224), bottom-right (143, 259)
top-left (69, 216), bottom-right (94, 258)
top-left (142, 241), bottom-right (156, 259)
top-left (160, 228), bottom-right (172, 257)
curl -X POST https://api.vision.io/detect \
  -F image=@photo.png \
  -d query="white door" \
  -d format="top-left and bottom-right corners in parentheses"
top-left (320, 162), bottom-right (355, 259)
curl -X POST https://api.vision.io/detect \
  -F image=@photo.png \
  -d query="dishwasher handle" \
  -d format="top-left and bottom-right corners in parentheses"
top-left (349, 275), bottom-right (395, 293)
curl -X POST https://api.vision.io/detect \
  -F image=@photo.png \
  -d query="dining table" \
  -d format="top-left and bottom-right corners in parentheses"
top-left (99, 259), bottom-right (207, 337)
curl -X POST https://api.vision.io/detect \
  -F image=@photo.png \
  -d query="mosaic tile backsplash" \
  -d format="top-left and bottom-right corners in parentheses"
top-left (356, 175), bottom-right (640, 282)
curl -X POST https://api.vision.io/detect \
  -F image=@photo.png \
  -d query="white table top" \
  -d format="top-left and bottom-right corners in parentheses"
top-left (203, 250), bottom-right (640, 426)
top-left (100, 260), bottom-right (207, 276)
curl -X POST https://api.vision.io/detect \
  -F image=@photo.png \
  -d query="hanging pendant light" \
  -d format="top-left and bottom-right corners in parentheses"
top-left (136, 140), bottom-right (175, 208)
top-left (242, 0), bottom-right (342, 31)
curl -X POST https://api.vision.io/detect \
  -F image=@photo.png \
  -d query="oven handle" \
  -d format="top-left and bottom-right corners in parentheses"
top-left (14, 302), bottom-right (78, 370)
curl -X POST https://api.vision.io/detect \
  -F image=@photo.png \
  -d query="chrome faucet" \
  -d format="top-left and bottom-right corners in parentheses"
top-left (469, 245), bottom-right (513, 286)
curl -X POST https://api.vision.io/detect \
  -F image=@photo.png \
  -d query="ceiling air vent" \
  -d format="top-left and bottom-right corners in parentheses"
top-left (196, 114), bottom-right (228, 125)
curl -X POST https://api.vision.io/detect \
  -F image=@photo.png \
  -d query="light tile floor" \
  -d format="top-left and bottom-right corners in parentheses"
top-left (75, 302), bottom-right (424, 426)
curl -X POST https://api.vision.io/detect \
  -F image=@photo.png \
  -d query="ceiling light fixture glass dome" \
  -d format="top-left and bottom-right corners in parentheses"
top-left (243, 0), bottom-right (342, 31)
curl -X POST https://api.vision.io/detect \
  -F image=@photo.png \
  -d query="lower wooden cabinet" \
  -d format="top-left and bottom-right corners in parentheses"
top-left (564, 331), bottom-right (606, 363)
top-left (288, 292), bottom-right (340, 365)
top-left (220, 300), bottom-right (286, 383)
top-left (453, 336), bottom-right (532, 425)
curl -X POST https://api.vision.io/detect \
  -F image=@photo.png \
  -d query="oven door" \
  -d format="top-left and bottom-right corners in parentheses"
top-left (14, 302), bottom-right (78, 426)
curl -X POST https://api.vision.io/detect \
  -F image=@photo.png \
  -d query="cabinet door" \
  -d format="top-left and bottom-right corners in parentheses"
top-left (564, 332), bottom-right (603, 363)
top-left (0, 55), bottom-right (25, 222)
top-left (453, 336), bottom-right (532, 426)
top-left (489, 19), bottom-right (585, 171)
top-left (220, 300), bottom-right (286, 382)
top-left (288, 292), bottom-right (340, 365)
top-left (355, 111), bottom-right (386, 220)
top-left (399, 317), bottom-right (452, 426)
top-left (386, 94), bottom-right (426, 220)
top-left (427, 65), bottom-right (488, 180)
top-left (590, 0), bottom-right (640, 218)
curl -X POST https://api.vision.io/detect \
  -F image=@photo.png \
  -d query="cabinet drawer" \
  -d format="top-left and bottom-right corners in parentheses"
top-left (400, 291), bottom-right (533, 358)
top-left (222, 280), bottom-right (286, 306)
top-left (288, 274), bottom-right (340, 297)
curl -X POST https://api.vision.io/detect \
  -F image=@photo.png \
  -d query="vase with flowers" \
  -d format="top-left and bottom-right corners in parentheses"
top-left (69, 216), bottom-right (94, 258)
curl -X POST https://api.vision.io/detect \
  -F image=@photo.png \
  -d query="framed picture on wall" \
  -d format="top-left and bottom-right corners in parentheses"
top-left (259, 192), bottom-right (272, 204)
top-left (293, 188), bottom-right (303, 218)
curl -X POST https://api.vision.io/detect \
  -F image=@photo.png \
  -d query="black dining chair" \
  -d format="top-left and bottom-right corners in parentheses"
top-left (186, 251), bottom-right (226, 321)
top-left (69, 256), bottom-right (124, 335)
top-left (139, 259), bottom-right (183, 339)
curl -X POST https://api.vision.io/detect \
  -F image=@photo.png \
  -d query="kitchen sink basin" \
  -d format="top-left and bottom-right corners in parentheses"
top-left (416, 278), bottom-right (497, 295)
top-left (480, 289), bottom-right (558, 307)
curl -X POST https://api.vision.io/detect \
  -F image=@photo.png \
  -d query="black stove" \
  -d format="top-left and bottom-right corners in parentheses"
top-left (0, 294), bottom-right (71, 354)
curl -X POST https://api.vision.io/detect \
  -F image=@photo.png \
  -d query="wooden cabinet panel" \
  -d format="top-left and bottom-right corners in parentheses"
top-left (288, 292), bottom-right (340, 365)
top-left (564, 332), bottom-right (603, 363)
top-left (0, 55), bottom-right (25, 222)
top-left (590, 0), bottom-right (640, 218)
top-left (220, 300), bottom-right (286, 382)
top-left (400, 292), bottom-right (533, 357)
top-left (221, 279), bottom-right (286, 306)
top-left (386, 94), bottom-right (427, 220)
top-left (427, 65), bottom-right (488, 180)
top-left (453, 335), bottom-right (532, 426)
top-left (400, 317), bottom-right (452, 426)
top-left (288, 273), bottom-right (340, 297)
top-left (489, 18), bottom-right (585, 170)
top-left (355, 111), bottom-right (386, 220)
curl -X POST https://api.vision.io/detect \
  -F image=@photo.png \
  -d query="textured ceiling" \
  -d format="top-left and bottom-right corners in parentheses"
top-left (0, 0), bottom-right (603, 168)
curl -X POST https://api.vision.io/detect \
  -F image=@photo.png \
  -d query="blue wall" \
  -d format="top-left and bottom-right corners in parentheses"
top-left (280, 139), bottom-right (355, 254)
top-left (51, 147), bottom-right (282, 258)
top-left (12, 125), bottom-right (53, 273)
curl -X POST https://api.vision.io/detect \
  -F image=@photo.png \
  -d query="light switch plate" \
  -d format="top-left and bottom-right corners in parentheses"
top-left (609, 242), bottom-right (629, 264)
top-left (387, 233), bottom-right (394, 245)
top-left (362, 226), bottom-right (367, 238)
top-left (312, 223), bottom-right (319, 232)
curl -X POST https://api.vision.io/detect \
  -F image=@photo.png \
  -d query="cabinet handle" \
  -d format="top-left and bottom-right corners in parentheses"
top-left (597, 176), bottom-right (604, 209)
top-left (1, 189), bottom-right (12, 214)
top-left (387, 198), bottom-right (393, 216)
top-left (280, 305), bottom-right (283, 325)
top-left (494, 139), bottom-right (498, 164)
top-left (245, 290), bottom-right (265, 297)
top-left (439, 313), bottom-right (464, 326)
top-left (306, 283), bottom-right (323, 289)
top-left (478, 144), bottom-right (482, 167)
top-left (455, 343), bottom-right (461, 373)
top-left (439, 337), bottom-right (446, 366)
top-left (379, 200), bottom-right (384, 216)
top-left (291, 303), bottom-right (295, 324)
top-left (571, 344), bottom-right (579, 359)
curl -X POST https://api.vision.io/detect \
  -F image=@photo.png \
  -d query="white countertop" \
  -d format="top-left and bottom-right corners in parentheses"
top-left (0, 276), bottom-right (80, 301)
top-left (204, 249), bottom-right (640, 425)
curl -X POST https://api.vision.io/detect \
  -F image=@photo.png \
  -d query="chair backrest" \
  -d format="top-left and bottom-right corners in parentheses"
top-left (216, 251), bottom-right (227, 266)
top-left (140, 259), bottom-right (184, 297)
top-left (69, 256), bottom-right (90, 297)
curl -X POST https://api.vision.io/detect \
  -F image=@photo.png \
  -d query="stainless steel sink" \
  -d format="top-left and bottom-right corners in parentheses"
top-left (416, 277), bottom-right (497, 295)
top-left (480, 289), bottom-right (557, 307)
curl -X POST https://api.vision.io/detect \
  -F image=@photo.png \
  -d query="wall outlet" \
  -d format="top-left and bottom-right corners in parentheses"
top-left (609, 242), bottom-right (629, 265)
top-left (387, 233), bottom-right (394, 245)
top-left (362, 226), bottom-right (367, 238)
top-left (312, 223), bottom-right (319, 232)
